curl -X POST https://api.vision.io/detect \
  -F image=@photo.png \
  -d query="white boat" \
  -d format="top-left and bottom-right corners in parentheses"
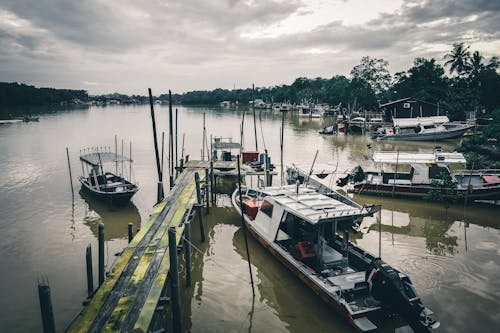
top-left (232, 184), bottom-right (439, 332)
top-left (373, 116), bottom-right (472, 141)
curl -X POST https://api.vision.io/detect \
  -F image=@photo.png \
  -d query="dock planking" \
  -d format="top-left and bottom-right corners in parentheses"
top-left (67, 163), bottom-right (205, 333)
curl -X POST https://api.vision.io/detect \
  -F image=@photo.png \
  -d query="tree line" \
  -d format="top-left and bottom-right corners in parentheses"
top-left (0, 82), bottom-right (88, 107)
top-left (173, 43), bottom-right (500, 120)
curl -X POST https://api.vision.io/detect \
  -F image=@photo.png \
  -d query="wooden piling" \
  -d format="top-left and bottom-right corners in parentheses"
top-left (210, 160), bottom-right (215, 203)
top-left (194, 173), bottom-right (205, 242)
top-left (98, 223), bottom-right (105, 286)
top-left (66, 147), bottom-right (74, 197)
top-left (148, 88), bottom-right (164, 202)
top-left (205, 168), bottom-right (210, 214)
top-left (38, 281), bottom-right (56, 333)
top-left (169, 90), bottom-right (174, 183)
top-left (86, 245), bottom-right (94, 297)
top-left (168, 227), bottom-right (182, 333)
top-left (175, 108), bottom-right (178, 176)
top-left (128, 223), bottom-right (133, 243)
top-left (184, 221), bottom-right (192, 287)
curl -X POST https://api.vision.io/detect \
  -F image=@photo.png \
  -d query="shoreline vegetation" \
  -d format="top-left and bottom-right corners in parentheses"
top-left (1, 43), bottom-right (499, 168)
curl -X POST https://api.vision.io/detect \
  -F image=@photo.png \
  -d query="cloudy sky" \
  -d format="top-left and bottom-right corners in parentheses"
top-left (0, 0), bottom-right (499, 94)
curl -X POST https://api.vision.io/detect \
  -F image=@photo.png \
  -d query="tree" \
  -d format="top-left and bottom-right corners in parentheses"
top-left (469, 51), bottom-right (485, 77)
top-left (424, 171), bottom-right (457, 215)
top-left (350, 56), bottom-right (391, 95)
top-left (444, 42), bottom-right (471, 76)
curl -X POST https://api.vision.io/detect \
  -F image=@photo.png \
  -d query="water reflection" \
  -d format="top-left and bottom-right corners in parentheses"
top-left (79, 189), bottom-right (141, 241)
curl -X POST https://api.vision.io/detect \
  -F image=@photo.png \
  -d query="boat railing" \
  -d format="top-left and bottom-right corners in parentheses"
top-left (455, 168), bottom-right (500, 175)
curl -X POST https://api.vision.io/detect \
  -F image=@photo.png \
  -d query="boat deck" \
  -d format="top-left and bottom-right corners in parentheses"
top-left (67, 162), bottom-right (206, 333)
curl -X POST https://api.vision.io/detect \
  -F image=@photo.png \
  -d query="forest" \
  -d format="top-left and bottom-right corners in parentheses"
top-left (173, 43), bottom-right (500, 121)
top-left (0, 82), bottom-right (88, 107)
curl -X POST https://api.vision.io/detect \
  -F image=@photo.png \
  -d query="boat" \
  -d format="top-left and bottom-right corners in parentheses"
top-left (373, 116), bottom-right (472, 141)
top-left (337, 148), bottom-right (500, 201)
top-left (79, 149), bottom-right (138, 206)
top-left (211, 137), bottom-right (276, 178)
top-left (348, 117), bottom-right (366, 133)
top-left (319, 125), bottom-right (335, 135)
top-left (232, 184), bottom-right (439, 332)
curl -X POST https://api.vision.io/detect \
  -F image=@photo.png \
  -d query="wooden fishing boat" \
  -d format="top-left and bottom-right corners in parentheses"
top-left (337, 148), bottom-right (500, 202)
top-left (232, 185), bottom-right (439, 332)
top-left (373, 116), bottom-right (472, 141)
top-left (79, 149), bottom-right (138, 206)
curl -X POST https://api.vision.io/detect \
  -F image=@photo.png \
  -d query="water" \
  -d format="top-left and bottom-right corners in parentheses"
top-left (0, 105), bottom-right (499, 332)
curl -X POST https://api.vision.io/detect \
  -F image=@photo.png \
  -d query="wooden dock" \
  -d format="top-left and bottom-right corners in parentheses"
top-left (67, 161), bottom-right (208, 333)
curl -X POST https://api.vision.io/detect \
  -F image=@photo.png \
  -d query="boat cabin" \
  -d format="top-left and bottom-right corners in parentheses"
top-left (241, 186), bottom-right (377, 274)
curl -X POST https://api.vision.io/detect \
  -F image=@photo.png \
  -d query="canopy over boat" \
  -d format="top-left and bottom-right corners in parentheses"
top-left (393, 116), bottom-right (449, 128)
top-left (80, 152), bottom-right (131, 168)
top-left (213, 137), bottom-right (241, 150)
top-left (257, 186), bottom-right (377, 226)
top-left (372, 150), bottom-right (466, 164)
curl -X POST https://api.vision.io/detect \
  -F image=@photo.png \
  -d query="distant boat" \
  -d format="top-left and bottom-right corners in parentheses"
top-left (373, 116), bottom-right (472, 141)
top-left (319, 125), bottom-right (335, 135)
top-left (337, 148), bottom-right (500, 201)
top-left (79, 149), bottom-right (138, 206)
top-left (348, 117), bottom-right (366, 133)
top-left (0, 119), bottom-right (23, 125)
top-left (232, 184), bottom-right (439, 332)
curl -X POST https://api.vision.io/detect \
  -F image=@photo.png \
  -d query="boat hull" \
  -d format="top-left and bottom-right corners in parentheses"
top-left (350, 183), bottom-right (500, 201)
top-left (378, 125), bottom-right (471, 141)
top-left (79, 178), bottom-right (138, 206)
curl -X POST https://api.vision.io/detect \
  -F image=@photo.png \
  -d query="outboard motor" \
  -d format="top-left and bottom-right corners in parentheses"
top-left (366, 258), bottom-right (440, 332)
top-left (336, 166), bottom-right (365, 187)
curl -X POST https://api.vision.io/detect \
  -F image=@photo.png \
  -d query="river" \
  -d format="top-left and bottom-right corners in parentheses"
top-left (0, 105), bottom-right (499, 332)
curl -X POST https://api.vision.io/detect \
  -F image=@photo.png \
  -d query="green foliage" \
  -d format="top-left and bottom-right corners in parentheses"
top-left (482, 109), bottom-right (500, 139)
top-left (0, 82), bottom-right (88, 107)
top-left (350, 56), bottom-right (391, 95)
top-left (424, 171), bottom-right (457, 210)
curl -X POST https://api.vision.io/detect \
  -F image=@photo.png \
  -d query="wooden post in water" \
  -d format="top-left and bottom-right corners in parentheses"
top-left (252, 84), bottom-right (258, 151)
top-left (114, 134), bottom-right (118, 175)
top-left (66, 147), bottom-right (74, 197)
top-left (280, 111), bottom-right (285, 186)
top-left (168, 227), bottom-right (182, 333)
top-left (194, 172), bottom-right (205, 242)
top-left (98, 223), bottom-right (105, 286)
top-left (175, 108), bottom-right (179, 176)
top-left (169, 90), bottom-right (175, 189)
top-left (378, 208), bottom-right (382, 258)
top-left (148, 88), bottom-right (164, 202)
top-left (38, 280), bottom-right (56, 333)
top-left (128, 223), bottom-right (133, 243)
top-left (392, 150), bottom-right (399, 198)
top-left (85, 244), bottom-right (94, 297)
top-left (205, 168), bottom-right (210, 214)
top-left (264, 149), bottom-right (270, 186)
top-left (210, 160), bottom-right (215, 203)
top-left (237, 155), bottom-right (255, 297)
top-left (184, 221), bottom-right (192, 287)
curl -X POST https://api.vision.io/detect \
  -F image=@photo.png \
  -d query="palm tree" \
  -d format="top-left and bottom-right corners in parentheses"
top-left (469, 51), bottom-right (485, 77)
top-left (444, 42), bottom-right (471, 76)
top-left (486, 56), bottom-right (499, 70)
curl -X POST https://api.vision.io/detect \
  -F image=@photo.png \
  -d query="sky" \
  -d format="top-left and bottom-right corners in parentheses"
top-left (0, 0), bottom-right (499, 95)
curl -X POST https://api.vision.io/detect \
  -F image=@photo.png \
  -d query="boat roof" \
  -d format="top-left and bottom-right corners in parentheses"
top-left (393, 116), bottom-right (449, 127)
top-left (373, 150), bottom-right (466, 164)
top-left (213, 137), bottom-right (241, 150)
top-left (80, 152), bottom-right (131, 167)
top-left (260, 186), bottom-right (373, 225)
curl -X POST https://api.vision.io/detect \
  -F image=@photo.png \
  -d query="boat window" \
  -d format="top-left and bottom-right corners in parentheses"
top-left (260, 199), bottom-right (273, 218)
top-left (423, 125), bottom-right (435, 129)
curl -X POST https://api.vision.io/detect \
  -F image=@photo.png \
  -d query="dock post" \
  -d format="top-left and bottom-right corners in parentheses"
top-left (128, 223), bottom-right (133, 243)
top-left (194, 173), bottom-right (206, 242)
top-left (38, 281), bottom-right (56, 333)
top-left (205, 168), bottom-right (210, 214)
top-left (85, 245), bottom-right (94, 297)
top-left (66, 147), bottom-right (74, 197)
top-left (98, 223), bottom-right (105, 286)
top-left (168, 227), bottom-right (182, 333)
top-left (157, 182), bottom-right (164, 203)
top-left (264, 149), bottom-right (271, 186)
top-left (210, 160), bottom-right (215, 203)
top-left (179, 158), bottom-right (184, 174)
top-left (184, 221), bottom-right (192, 287)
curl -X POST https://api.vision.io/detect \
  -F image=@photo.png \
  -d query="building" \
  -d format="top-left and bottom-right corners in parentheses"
top-left (379, 97), bottom-right (443, 119)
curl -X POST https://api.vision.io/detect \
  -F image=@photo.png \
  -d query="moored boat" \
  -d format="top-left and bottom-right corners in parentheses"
top-left (337, 148), bottom-right (500, 201)
top-left (232, 185), bottom-right (439, 332)
top-left (373, 116), bottom-right (472, 141)
top-left (79, 149), bottom-right (138, 206)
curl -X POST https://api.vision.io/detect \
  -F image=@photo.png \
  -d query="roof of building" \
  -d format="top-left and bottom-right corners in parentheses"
top-left (379, 97), bottom-right (438, 108)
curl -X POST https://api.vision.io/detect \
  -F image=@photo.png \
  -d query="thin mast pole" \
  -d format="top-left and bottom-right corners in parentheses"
top-left (148, 88), bottom-right (162, 183)
top-left (252, 84), bottom-right (258, 151)
top-left (129, 142), bottom-right (132, 181)
top-left (121, 139), bottom-right (124, 177)
top-left (114, 135), bottom-right (118, 175)
top-left (237, 155), bottom-right (255, 297)
top-left (280, 111), bottom-right (285, 186)
top-left (169, 90), bottom-right (174, 180)
top-left (161, 132), bottom-right (165, 179)
top-left (305, 150), bottom-right (319, 186)
top-left (392, 150), bottom-right (399, 198)
top-left (175, 108), bottom-right (179, 175)
top-left (202, 113), bottom-right (206, 160)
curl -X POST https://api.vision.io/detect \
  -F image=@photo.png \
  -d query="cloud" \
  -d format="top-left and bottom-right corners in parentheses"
top-left (0, 0), bottom-right (498, 94)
